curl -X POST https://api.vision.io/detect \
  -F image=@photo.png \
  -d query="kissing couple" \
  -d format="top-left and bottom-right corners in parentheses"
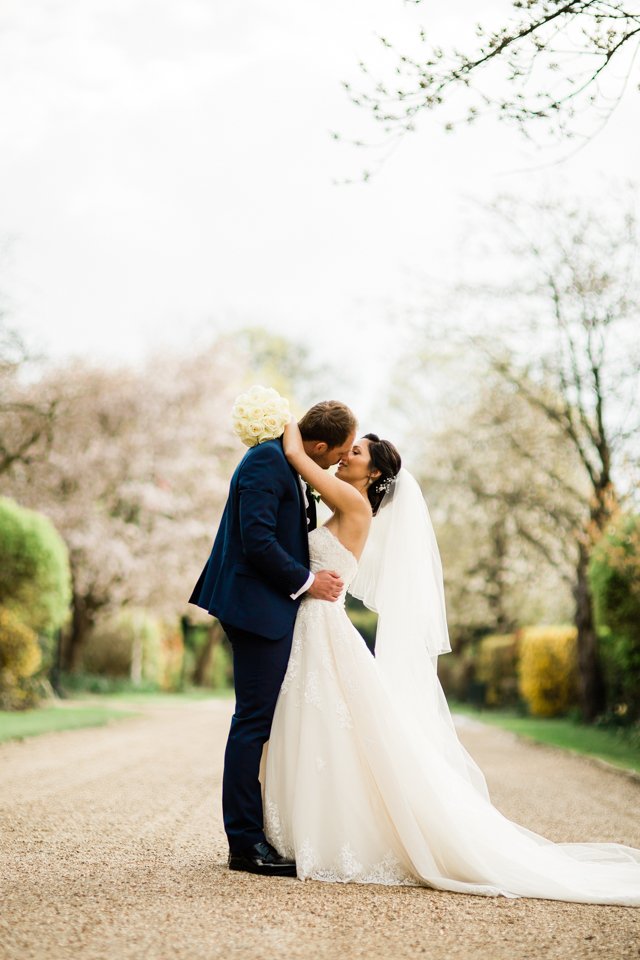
top-left (190, 393), bottom-right (640, 905)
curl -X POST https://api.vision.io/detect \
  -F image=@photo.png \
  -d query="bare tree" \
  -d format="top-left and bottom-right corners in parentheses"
top-left (347, 1), bottom-right (640, 156)
top-left (0, 319), bottom-right (58, 476)
top-left (408, 190), bottom-right (639, 719)
top-left (415, 378), bottom-right (579, 643)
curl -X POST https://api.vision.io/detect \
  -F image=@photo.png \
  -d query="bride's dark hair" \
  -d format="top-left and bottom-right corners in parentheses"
top-left (364, 433), bottom-right (402, 516)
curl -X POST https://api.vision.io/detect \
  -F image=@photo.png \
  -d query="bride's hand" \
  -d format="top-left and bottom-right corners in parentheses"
top-left (283, 417), bottom-right (304, 464)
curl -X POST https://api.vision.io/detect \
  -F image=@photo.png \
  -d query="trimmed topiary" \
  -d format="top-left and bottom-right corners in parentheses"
top-left (0, 497), bottom-right (71, 634)
top-left (517, 625), bottom-right (579, 717)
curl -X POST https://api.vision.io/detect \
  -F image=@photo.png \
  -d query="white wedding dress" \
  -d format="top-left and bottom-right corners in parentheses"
top-left (263, 524), bottom-right (640, 905)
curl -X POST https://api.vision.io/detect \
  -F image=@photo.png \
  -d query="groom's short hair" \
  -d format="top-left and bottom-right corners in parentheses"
top-left (299, 401), bottom-right (357, 449)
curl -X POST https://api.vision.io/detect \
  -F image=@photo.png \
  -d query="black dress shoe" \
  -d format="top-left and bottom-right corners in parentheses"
top-left (228, 840), bottom-right (297, 877)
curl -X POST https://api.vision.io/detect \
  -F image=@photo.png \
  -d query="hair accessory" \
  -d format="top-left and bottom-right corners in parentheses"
top-left (375, 475), bottom-right (396, 495)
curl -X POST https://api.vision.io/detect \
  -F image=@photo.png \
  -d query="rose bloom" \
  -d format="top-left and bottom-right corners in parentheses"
top-left (231, 385), bottom-right (291, 447)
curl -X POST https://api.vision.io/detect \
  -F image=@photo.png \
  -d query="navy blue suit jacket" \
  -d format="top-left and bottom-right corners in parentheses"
top-left (189, 438), bottom-right (315, 640)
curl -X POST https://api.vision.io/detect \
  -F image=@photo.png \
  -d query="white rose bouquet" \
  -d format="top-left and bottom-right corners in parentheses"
top-left (231, 384), bottom-right (292, 447)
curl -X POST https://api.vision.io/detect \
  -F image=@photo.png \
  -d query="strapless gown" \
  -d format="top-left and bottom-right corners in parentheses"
top-left (262, 525), bottom-right (640, 904)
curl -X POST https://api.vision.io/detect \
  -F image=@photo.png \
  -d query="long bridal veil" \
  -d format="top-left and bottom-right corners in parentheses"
top-left (349, 467), bottom-right (491, 798)
top-left (348, 467), bottom-right (640, 905)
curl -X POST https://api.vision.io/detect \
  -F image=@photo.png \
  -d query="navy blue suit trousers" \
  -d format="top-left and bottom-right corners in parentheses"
top-left (189, 437), bottom-right (317, 852)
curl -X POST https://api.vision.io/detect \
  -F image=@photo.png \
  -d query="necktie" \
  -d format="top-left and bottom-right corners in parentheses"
top-left (305, 482), bottom-right (317, 531)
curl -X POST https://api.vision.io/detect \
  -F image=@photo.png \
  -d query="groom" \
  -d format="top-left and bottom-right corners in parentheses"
top-left (189, 400), bottom-right (357, 877)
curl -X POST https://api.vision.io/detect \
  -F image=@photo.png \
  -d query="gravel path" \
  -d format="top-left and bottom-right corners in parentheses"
top-left (1, 698), bottom-right (639, 960)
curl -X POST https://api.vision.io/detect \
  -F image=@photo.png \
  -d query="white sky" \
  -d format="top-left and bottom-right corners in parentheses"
top-left (0, 0), bottom-right (638, 433)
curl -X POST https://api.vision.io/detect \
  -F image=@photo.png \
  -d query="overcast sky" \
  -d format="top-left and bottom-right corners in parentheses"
top-left (0, 0), bottom-right (638, 431)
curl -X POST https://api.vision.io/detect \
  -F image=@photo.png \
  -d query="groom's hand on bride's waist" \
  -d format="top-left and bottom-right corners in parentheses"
top-left (307, 570), bottom-right (343, 601)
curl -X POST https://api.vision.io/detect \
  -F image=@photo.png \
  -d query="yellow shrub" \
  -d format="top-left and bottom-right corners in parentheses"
top-left (475, 633), bottom-right (519, 707)
top-left (0, 607), bottom-right (42, 709)
top-left (517, 625), bottom-right (578, 717)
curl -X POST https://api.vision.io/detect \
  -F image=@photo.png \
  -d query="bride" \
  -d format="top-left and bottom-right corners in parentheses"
top-left (262, 419), bottom-right (640, 905)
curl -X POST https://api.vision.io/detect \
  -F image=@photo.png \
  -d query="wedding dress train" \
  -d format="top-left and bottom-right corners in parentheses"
top-left (263, 525), bottom-right (640, 905)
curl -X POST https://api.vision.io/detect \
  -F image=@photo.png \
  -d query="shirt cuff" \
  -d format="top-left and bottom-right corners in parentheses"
top-left (290, 571), bottom-right (314, 600)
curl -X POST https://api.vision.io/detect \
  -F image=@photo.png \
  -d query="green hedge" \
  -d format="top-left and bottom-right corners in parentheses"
top-left (0, 496), bottom-right (71, 633)
top-left (589, 512), bottom-right (640, 721)
top-left (0, 498), bottom-right (71, 708)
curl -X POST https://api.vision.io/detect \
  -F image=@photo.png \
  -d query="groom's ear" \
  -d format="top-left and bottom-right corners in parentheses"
top-left (313, 441), bottom-right (328, 455)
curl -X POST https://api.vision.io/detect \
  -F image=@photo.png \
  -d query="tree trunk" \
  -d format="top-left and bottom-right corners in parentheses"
top-left (573, 543), bottom-right (606, 721)
top-left (49, 628), bottom-right (65, 697)
top-left (487, 517), bottom-right (514, 634)
top-left (63, 592), bottom-right (94, 673)
top-left (130, 626), bottom-right (143, 686)
top-left (193, 622), bottom-right (222, 687)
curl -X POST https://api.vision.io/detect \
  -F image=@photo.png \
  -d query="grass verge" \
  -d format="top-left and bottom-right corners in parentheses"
top-left (0, 687), bottom-right (235, 743)
top-left (451, 703), bottom-right (640, 776)
top-left (0, 704), bottom-right (139, 743)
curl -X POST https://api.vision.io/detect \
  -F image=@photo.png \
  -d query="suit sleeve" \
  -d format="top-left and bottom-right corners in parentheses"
top-left (237, 444), bottom-right (311, 597)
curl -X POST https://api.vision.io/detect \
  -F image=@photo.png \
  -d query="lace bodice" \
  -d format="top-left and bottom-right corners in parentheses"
top-left (307, 526), bottom-right (358, 601)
